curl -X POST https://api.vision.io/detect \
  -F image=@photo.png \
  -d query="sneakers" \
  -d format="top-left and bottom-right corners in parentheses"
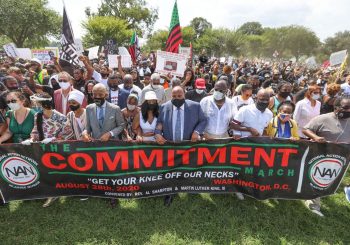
top-left (42, 197), bottom-right (58, 208)
top-left (344, 186), bottom-right (350, 203)
top-left (235, 192), bottom-right (245, 200)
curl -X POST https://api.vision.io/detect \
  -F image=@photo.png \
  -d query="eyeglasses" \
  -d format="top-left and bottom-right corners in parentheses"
top-left (6, 99), bottom-right (17, 104)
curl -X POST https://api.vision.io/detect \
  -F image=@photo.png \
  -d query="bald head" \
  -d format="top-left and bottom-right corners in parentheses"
top-left (172, 86), bottom-right (185, 99)
top-left (214, 80), bottom-right (228, 91)
top-left (92, 83), bottom-right (108, 100)
top-left (257, 89), bottom-right (270, 100)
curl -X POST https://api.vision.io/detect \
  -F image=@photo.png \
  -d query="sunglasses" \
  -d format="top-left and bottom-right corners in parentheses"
top-left (6, 99), bottom-right (17, 104)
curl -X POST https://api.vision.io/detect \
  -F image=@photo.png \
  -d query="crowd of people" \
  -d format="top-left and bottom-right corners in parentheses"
top-left (0, 51), bottom-right (350, 216)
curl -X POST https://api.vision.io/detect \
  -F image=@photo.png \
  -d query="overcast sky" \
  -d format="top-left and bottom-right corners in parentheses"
top-left (48, 0), bottom-right (350, 42)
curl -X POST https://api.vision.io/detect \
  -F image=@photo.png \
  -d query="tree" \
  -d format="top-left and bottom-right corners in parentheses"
top-left (0, 0), bottom-right (61, 48)
top-left (88, 0), bottom-right (158, 35)
top-left (82, 16), bottom-right (133, 48)
top-left (324, 31), bottom-right (350, 55)
top-left (189, 17), bottom-right (212, 38)
top-left (238, 22), bottom-right (264, 35)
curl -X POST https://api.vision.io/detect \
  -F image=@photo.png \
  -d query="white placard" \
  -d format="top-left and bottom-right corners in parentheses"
top-left (118, 47), bottom-right (130, 56)
top-left (88, 46), bottom-right (99, 60)
top-left (155, 50), bottom-right (187, 77)
top-left (305, 56), bottom-right (317, 69)
top-left (330, 50), bottom-right (348, 66)
top-left (16, 48), bottom-right (32, 60)
top-left (74, 39), bottom-right (84, 55)
top-left (32, 48), bottom-right (59, 64)
top-left (108, 55), bottom-right (132, 68)
top-left (179, 47), bottom-right (191, 58)
top-left (3, 43), bottom-right (19, 58)
top-left (220, 57), bottom-right (226, 63)
top-left (227, 56), bottom-right (233, 65)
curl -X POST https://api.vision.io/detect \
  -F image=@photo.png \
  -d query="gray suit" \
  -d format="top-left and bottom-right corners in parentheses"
top-left (85, 102), bottom-right (125, 139)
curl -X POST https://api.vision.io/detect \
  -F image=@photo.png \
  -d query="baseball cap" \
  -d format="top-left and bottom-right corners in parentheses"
top-left (195, 78), bottom-right (206, 89)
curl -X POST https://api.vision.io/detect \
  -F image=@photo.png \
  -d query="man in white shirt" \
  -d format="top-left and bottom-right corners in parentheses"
top-left (140, 73), bottom-right (166, 105)
top-left (231, 89), bottom-right (273, 138)
top-left (200, 80), bottom-right (236, 139)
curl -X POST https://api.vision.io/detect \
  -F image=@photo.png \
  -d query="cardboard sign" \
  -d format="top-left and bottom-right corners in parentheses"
top-left (108, 55), bottom-right (132, 68)
top-left (179, 47), bottom-right (191, 58)
top-left (330, 50), bottom-right (348, 66)
top-left (3, 43), bottom-right (19, 58)
top-left (118, 47), bottom-right (130, 56)
top-left (16, 48), bottom-right (32, 60)
top-left (74, 39), bottom-right (84, 55)
top-left (104, 39), bottom-right (118, 55)
top-left (32, 48), bottom-right (59, 64)
top-left (155, 50), bottom-right (187, 77)
top-left (305, 56), bottom-right (317, 69)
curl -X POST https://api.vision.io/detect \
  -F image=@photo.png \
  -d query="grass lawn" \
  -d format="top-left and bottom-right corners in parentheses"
top-left (1, 177), bottom-right (350, 245)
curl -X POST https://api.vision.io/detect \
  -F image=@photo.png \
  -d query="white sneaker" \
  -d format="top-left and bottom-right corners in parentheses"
top-left (235, 192), bottom-right (245, 200)
top-left (310, 209), bottom-right (324, 217)
top-left (344, 186), bottom-right (350, 203)
top-left (80, 197), bottom-right (89, 201)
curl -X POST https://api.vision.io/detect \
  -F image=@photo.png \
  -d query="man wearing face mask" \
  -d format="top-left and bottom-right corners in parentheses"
top-left (302, 95), bottom-right (350, 217)
top-left (185, 78), bottom-right (208, 103)
top-left (106, 73), bottom-right (129, 110)
top-left (54, 72), bottom-right (87, 115)
top-left (66, 90), bottom-right (86, 140)
top-left (82, 83), bottom-right (125, 142)
top-left (230, 89), bottom-right (273, 138)
top-left (262, 69), bottom-right (282, 93)
top-left (155, 85), bottom-right (207, 206)
top-left (118, 74), bottom-right (141, 101)
top-left (140, 73), bottom-right (165, 105)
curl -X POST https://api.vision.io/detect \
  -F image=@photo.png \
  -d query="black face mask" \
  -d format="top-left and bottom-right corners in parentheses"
top-left (101, 73), bottom-right (109, 78)
top-left (94, 98), bottom-right (105, 107)
top-left (256, 101), bottom-right (269, 112)
top-left (172, 98), bottom-right (185, 108)
top-left (338, 111), bottom-right (350, 120)
top-left (147, 103), bottom-right (158, 111)
top-left (279, 91), bottom-right (290, 99)
top-left (8, 86), bottom-right (19, 91)
top-left (69, 104), bottom-right (80, 111)
top-left (109, 84), bottom-right (119, 91)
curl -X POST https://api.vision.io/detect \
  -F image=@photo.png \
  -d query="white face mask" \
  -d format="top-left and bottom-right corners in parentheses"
top-left (59, 82), bottom-right (71, 90)
top-left (311, 93), bottom-right (320, 100)
top-left (152, 84), bottom-right (161, 90)
top-left (127, 104), bottom-right (136, 111)
top-left (213, 91), bottom-right (225, 101)
top-left (8, 102), bottom-right (21, 111)
top-left (196, 89), bottom-right (204, 94)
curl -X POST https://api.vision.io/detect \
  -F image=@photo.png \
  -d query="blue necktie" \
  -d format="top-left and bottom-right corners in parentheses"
top-left (175, 108), bottom-right (181, 142)
top-left (98, 107), bottom-right (104, 128)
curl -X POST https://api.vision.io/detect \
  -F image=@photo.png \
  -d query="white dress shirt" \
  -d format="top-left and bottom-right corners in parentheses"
top-left (293, 98), bottom-right (321, 138)
top-left (200, 96), bottom-right (236, 135)
top-left (172, 104), bottom-right (184, 141)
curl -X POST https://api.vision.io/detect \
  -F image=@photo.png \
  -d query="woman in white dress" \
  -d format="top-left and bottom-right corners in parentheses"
top-left (133, 91), bottom-right (159, 142)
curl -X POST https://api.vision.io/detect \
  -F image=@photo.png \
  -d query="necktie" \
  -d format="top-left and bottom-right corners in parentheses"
top-left (98, 107), bottom-right (104, 128)
top-left (175, 108), bottom-right (181, 142)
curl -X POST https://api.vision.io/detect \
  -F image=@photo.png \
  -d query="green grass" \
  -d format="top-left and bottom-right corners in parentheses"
top-left (1, 180), bottom-right (350, 245)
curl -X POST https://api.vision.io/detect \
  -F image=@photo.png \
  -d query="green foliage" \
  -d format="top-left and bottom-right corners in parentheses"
top-left (82, 16), bottom-right (133, 48)
top-left (324, 31), bottom-right (350, 55)
top-left (0, 0), bottom-right (61, 48)
top-left (238, 22), bottom-right (264, 35)
top-left (89, 0), bottom-right (158, 35)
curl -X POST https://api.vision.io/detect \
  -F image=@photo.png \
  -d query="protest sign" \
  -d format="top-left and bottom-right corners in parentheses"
top-left (108, 54), bottom-right (132, 68)
top-left (32, 48), bottom-right (59, 64)
top-left (220, 57), bottom-right (226, 63)
top-left (0, 138), bottom-right (349, 202)
top-left (16, 48), bottom-right (32, 60)
top-left (118, 47), bottom-right (130, 56)
top-left (3, 43), bottom-right (19, 58)
top-left (74, 39), bottom-right (84, 55)
top-left (104, 39), bottom-right (118, 55)
top-left (305, 56), bottom-right (317, 69)
top-left (330, 50), bottom-right (348, 66)
top-left (155, 50), bottom-right (187, 77)
top-left (88, 46), bottom-right (99, 60)
top-left (179, 47), bottom-right (191, 58)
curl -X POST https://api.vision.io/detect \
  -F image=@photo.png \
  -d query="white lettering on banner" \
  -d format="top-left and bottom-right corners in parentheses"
top-left (155, 50), bottom-right (187, 77)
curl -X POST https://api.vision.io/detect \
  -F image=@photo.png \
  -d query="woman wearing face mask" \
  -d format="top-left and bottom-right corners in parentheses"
top-left (232, 84), bottom-right (254, 111)
top-left (133, 91), bottom-right (159, 142)
top-left (66, 90), bottom-right (86, 140)
top-left (84, 80), bottom-right (98, 104)
top-left (181, 68), bottom-right (195, 92)
top-left (0, 91), bottom-right (35, 144)
top-left (321, 83), bottom-right (341, 114)
top-left (121, 94), bottom-right (140, 141)
top-left (293, 86), bottom-right (321, 139)
top-left (266, 101), bottom-right (299, 140)
top-left (268, 81), bottom-right (293, 116)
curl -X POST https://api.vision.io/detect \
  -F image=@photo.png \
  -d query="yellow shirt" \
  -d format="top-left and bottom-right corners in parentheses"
top-left (266, 116), bottom-right (299, 139)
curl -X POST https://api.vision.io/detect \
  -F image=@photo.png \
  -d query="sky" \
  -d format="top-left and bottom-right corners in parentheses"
top-left (48, 0), bottom-right (350, 42)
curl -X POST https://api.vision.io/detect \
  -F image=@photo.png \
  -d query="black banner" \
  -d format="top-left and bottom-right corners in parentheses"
top-left (0, 138), bottom-right (349, 202)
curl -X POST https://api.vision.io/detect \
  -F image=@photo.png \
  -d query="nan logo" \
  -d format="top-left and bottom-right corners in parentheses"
top-left (0, 155), bottom-right (40, 189)
top-left (308, 157), bottom-right (343, 189)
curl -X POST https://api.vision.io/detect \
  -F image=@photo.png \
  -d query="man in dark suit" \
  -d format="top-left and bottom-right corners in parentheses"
top-left (155, 86), bottom-right (207, 206)
top-left (82, 83), bottom-right (125, 141)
